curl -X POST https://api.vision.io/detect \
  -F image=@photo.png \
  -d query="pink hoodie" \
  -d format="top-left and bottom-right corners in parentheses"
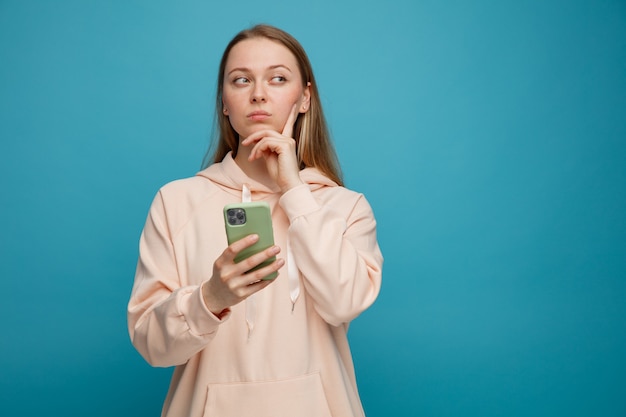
top-left (128, 153), bottom-right (383, 417)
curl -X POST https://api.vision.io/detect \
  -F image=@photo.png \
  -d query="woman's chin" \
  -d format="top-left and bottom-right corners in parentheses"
top-left (236, 123), bottom-right (280, 139)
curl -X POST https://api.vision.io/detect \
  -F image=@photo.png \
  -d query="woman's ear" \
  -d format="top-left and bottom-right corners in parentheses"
top-left (300, 82), bottom-right (311, 113)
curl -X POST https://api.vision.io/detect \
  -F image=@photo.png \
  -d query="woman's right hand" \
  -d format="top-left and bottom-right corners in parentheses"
top-left (201, 234), bottom-right (283, 317)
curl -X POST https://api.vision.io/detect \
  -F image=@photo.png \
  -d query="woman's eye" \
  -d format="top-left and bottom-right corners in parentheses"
top-left (271, 75), bottom-right (287, 83)
top-left (233, 77), bottom-right (249, 85)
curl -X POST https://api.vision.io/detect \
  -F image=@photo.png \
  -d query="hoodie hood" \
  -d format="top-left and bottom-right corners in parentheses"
top-left (196, 152), bottom-right (338, 198)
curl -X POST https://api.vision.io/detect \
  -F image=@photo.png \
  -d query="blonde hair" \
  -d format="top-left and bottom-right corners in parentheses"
top-left (202, 24), bottom-right (343, 186)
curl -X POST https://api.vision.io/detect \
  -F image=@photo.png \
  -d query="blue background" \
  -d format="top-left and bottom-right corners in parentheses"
top-left (1, 1), bottom-right (625, 416)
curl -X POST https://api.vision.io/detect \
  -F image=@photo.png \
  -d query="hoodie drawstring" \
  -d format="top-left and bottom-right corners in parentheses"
top-left (242, 184), bottom-right (256, 338)
top-left (287, 239), bottom-right (300, 311)
top-left (242, 183), bottom-right (301, 339)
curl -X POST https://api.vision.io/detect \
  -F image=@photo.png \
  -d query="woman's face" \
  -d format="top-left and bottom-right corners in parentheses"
top-left (222, 37), bottom-right (310, 139)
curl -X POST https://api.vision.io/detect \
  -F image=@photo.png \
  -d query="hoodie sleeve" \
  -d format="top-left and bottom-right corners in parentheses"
top-left (279, 184), bottom-right (383, 327)
top-left (127, 190), bottom-right (229, 368)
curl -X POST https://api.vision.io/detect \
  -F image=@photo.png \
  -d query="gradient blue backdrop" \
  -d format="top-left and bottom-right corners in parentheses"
top-left (1, 1), bottom-right (625, 416)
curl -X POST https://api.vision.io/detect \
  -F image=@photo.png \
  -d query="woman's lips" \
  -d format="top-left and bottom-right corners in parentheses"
top-left (247, 110), bottom-right (271, 121)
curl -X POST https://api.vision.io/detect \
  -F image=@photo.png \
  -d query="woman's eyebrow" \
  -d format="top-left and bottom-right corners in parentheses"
top-left (227, 64), bottom-right (292, 76)
top-left (227, 67), bottom-right (249, 76)
top-left (268, 64), bottom-right (292, 72)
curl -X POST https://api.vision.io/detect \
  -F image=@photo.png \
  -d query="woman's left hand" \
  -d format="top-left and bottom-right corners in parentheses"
top-left (241, 104), bottom-right (304, 193)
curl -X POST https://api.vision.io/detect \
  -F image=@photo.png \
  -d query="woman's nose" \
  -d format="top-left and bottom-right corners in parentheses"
top-left (251, 84), bottom-right (266, 103)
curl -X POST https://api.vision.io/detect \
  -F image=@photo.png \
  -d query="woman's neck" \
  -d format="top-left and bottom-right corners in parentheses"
top-left (233, 142), bottom-right (276, 189)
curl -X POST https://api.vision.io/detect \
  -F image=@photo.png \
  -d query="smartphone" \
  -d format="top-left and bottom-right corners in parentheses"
top-left (223, 201), bottom-right (278, 280)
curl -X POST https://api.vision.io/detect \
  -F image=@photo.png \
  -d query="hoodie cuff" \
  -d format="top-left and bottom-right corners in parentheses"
top-left (279, 183), bottom-right (320, 222)
top-left (180, 285), bottom-right (230, 336)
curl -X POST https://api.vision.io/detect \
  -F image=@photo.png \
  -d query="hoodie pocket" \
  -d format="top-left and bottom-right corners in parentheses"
top-left (203, 372), bottom-right (332, 417)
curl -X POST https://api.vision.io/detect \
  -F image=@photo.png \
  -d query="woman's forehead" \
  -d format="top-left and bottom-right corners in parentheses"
top-left (226, 38), bottom-right (298, 72)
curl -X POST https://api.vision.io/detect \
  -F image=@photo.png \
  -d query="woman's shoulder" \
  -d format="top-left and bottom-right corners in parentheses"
top-left (151, 173), bottom-right (227, 217)
top-left (146, 174), bottom-right (226, 232)
top-left (158, 174), bottom-right (219, 197)
top-left (312, 181), bottom-right (364, 200)
top-left (310, 184), bottom-right (377, 221)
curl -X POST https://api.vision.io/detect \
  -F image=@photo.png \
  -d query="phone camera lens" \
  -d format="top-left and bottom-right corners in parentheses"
top-left (227, 208), bottom-right (246, 225)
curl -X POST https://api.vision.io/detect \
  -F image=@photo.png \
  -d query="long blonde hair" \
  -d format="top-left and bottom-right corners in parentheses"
top-left (202, 24), bottom-right (343, 186)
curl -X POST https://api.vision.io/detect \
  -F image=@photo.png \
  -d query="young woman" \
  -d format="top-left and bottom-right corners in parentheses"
top-left (128, 24), bottom-right (383, 417)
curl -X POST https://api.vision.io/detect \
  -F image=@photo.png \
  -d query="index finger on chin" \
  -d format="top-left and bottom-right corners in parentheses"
top-left (281, 103), bottom-right (299, 138)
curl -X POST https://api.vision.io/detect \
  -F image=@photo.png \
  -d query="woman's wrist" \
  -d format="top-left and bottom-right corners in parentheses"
top-left (281, 178), bottom-right (304, 193)
top-left (201, 281), bottom-right (229, 319)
